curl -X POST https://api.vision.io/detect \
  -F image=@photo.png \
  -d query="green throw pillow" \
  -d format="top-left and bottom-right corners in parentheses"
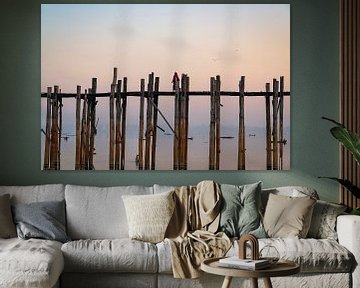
top-left (218, 182), bottom-right (266, 238)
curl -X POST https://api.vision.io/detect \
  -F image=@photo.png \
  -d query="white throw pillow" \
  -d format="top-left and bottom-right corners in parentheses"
top-left (122, 191), bottom-right (175, 243)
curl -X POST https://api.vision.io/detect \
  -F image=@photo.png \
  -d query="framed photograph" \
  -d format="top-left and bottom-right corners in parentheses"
top-left (41, 4), bottom-right (290, 171)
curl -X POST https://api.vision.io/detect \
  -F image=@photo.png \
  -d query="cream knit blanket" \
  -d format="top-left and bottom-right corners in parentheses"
top-left (165, 180), bottom-right (231, 278)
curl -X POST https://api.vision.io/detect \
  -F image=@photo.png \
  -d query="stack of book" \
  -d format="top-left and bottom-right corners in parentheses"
top-left (218, 257), bottom-right (271, 270)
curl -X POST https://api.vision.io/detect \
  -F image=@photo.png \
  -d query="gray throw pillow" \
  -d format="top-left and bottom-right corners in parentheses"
top-left (307, 200), bottom-right (347, 240)
top-left (218, 182), bottom-right (266, 238)
top-left (12, 200), bottom-right (70, 243)
top-left (0, 194), bottom-right (17, 238)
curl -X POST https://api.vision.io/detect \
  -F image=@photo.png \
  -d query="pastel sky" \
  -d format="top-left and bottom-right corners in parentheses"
top-left (41, 4), bottom-right (290, 128)
top-left (41, 4), bottom-right (290, 169)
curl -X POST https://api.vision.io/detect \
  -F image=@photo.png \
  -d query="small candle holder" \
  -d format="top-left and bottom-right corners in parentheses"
top-left (259, 245), bottom-right (280, 264)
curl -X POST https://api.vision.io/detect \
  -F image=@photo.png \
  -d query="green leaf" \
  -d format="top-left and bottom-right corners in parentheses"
top-left (321, 116), bottom-right (344, 127)
top-left (351, 208), bottom-right (360, 216)
top-left (330, 126), bottom-right (360, 165)
top-left (318, 177), bottom-right (360, 198)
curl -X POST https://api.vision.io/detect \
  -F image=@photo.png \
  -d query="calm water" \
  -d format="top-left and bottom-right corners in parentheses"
top-left (41, 96), bottom-right (290, 170)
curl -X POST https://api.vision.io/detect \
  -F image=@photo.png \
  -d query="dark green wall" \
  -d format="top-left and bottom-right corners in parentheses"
top-left (0, 0), bottom-right (340, 202)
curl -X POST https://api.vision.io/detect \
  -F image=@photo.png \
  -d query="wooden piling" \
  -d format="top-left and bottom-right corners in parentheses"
top-left (120, 77), bottom-right (127, 170)
top-left (75, 85), bottom-right (81, 170)
top-left (238, 76), bottom-right (245, 170)
top-left (80, 90), bottom-right (88, 170)
top-left (272, 79), bottom-right (279, 170)
top-left (86, 78), bottom-right (98, 170)
top-left (151, 77), bottom-right (160, 170)
top-left (179, 75), bottom-right (184, 170)
top-left (215, 75), bottom-right (221, 170)
top-left (112, 67), bottom-right (118, 85)
top-left (109, 68), bottom-right (117, 170)
top-left (43, 87), bottom-right (52, 170)
top-left (138, 79), bottom-right (145, 170)
top-left (184, 75), bottom-right (190, 169)
top-left (57, 93), bottom-right (63, 170)
top-left (179, 74), bottom-right (187, 170)
top-left (81, 89), bottom-right (91, 170)
top-left (279, 76), bottom-right (284, 170)
top-left (50, 86), bottom-right (59, 170)
top-left (145, 73), bottom-right (154, 170)
top-left (209, 77), bottom-right (216, 170)
top-left (180, 75), bottom-right (184, 169)
top-left (265, 83), bottom-right (272, 170)
top-left (208, 76), bottom-right (221, 170)
top-left (172, 74), bottom-right (190, 170)
top-left (173, 76), bottom-right (180, 170)
top-left (115, 79), bottom-right (122, 170)
top-left (109, 83), bottom-right (116, 170)
top-left (85, 89), bottom-right (91, 170)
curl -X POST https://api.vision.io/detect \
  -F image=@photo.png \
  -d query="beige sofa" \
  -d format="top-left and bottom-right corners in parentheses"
top-left (0, 184), bottom-right (358, 288)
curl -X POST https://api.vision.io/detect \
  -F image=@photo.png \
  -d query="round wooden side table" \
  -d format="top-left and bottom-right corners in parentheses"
top-left (201, 257), bottom-right (300, 288)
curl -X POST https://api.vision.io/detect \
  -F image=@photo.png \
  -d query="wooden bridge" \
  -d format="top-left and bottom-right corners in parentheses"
top-left (41, 68), bottom-right (289, 171)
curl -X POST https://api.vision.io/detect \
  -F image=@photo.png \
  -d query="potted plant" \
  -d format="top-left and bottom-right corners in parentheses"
top-left (320, 117), bottom-right (360, 215)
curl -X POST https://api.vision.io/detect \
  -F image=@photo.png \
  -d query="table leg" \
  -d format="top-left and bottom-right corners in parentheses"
top-left (263, 277), bottom-right (273, 288)
top-left (221, 276), bottom-right (233, 288)
top-left (251, 278), bottom-right (258, 288)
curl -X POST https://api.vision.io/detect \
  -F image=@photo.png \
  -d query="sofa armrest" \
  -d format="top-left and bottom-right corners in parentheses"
top-left (337, 215), bottom-right (360, 288)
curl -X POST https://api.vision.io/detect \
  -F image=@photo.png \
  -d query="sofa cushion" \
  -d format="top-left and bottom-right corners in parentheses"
top-left (61, 239), bottom-right (158, 273)
top-left (0, 194), bottom-right (16, 238)
top-left (261, 186), bottom-right (319, 212)
top-left (218, 182), bottom-right (266, 238)
top-left (261, 238), bottom-right (354, 273)
top-left (0, 184), bottom-right (65, 204)
top-left (156, 240), bottom-right (173, 274)
top-left (158, 237), bottom-right (353, 274)
top-left (0, 238), bottom-right (64, 288)
top-left (234, 238), bottom-right (353, 273)
top-left (307, 200), bottom-right (347, 240)
top-left (153, 184), bottom-right (177, 194)
top-left (12, 200), bottom-right (70, 243)
top-left (65, 185), bottom-right (153, 239)
top-left (263, 194), bottom-right (316, 238)
top-left (122, 191), bottom-right (175, 243)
